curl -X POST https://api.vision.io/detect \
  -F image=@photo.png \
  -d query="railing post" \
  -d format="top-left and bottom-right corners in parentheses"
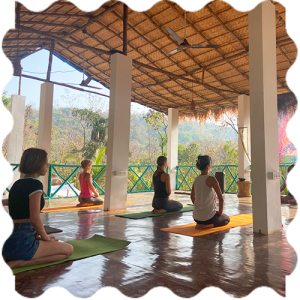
top-left (47, 164), bottom-right (52, 198)
top-left (176, 166), bottom-right (178, 190)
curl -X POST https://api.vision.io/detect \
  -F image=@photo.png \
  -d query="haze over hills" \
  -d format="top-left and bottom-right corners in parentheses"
top-left (30, 107), bottom-right (238, 146)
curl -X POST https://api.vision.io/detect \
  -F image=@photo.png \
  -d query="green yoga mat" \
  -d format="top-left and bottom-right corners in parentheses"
top-left (115, 205), bottom-right (194, 219)
top-left (12, 234), bottom-right (130, 274)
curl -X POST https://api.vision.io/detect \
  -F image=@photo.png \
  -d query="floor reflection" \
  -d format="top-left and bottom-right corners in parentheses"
top-left (11, 193), bottom-right (297, 298)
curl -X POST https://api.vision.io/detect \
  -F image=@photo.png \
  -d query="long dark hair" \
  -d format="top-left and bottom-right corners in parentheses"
top-left (154, 156), bottom-right (167, 176)
top-left (196, 155), bottom-right (212, 171)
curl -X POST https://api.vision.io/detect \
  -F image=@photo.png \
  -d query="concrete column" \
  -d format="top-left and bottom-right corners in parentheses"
top-left (37, 82), bottom-right (54, 193)
top-left (104, 53), bottom-right (132, 210)
top-left (248, 1), bottom-right (281, 234)
top-left (238, 94), bottom-right (251, 181)
top-left (6, 94), bottom-right (26, 185)
top-left (167, 108), bottom-right (179, 190)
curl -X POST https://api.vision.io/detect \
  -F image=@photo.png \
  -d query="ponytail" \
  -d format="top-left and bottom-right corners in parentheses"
top-left (154, 156), bottom-right (167, 176)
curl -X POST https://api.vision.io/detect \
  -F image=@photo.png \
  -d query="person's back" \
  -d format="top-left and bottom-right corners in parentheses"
top-left (79, 172), bottom-right (93, 198)
top-left (191, 155), bottom-right (230, 229)
top-left (152, 156), bottom-right (183, 213)
top-left (153, 171), bottom-right (168, 199)
top-left (193, 174), bottom-right (216, 221)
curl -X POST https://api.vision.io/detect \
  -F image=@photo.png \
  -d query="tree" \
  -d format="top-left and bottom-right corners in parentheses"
top-left (178, 142), bottom-right (200, 165)
top-left (144, 110), bottom-right (168, 156)
top-left (223, 141), bottom-right (238, 165)
top-left (70, 108), bottom-right (108, 159)
top-left (2, 91), bottom-right (10, 110)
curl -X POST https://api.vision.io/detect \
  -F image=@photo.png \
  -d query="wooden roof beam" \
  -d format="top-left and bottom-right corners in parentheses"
top-left (132, 60), bottom-right (239, 94)
top-left (205, 5), bottom-right (247, 51)
top-left (62, 2), bottom-right (122, 39)
top-left (21, 74), bottom-right (109, 97)
top-left (18, 25), bottom-right (111, 56)
top-left (155, 0), bottom-right (246, 96)
top-left (87, 19), bottom-right (195, 102)
top-left (17, 25), bottom-right (239, 97)
top-left (140, 10), bottom-right (238, 98)
top-left (125, 7), bottom-right (238, 101)
top-left (134, 11), bottom-right (241, 96)
top-left (3, 37), bottom-right (53, 42)
top-left (93, 12), bottom-right (224, 101)
top-left (56, 41), bottom-right (110, 90)
top-left (20, 20), bottom-right (78, 29)
top-left (21, 11), bottom-right (91, 19)
top-left (168, 2), bottom-right (249, 83)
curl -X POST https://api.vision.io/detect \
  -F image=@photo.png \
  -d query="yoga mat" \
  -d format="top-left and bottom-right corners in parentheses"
top-left (42, 201), bottom-right (133, 213)
top-left (41, 204), bottom-right (103, 213)
top-left (44, 225), bottom-right (63, 234)
top-left (12, 234), bottom-right (130, 274)
top-left (115, 205), bottom-right (193, 219)
top-left (160, 214), bottom-right (253, 237)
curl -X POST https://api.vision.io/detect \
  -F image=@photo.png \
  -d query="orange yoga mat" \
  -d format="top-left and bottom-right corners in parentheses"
top-left (42, 201), bottom-right (133, 213)
top-left (160, 214), bottom-right (253, 237)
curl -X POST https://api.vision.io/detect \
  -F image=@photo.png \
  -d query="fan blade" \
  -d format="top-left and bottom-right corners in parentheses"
top-left (166, 28), bottom-right (184, 45)
top-left (190, 44), bottom-right (220, 48)
top-left (166, 48), bottom-right (180, 55)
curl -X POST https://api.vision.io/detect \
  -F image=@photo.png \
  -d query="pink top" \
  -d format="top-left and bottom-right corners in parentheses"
top-left (79, 172), bottom-right (93, 198)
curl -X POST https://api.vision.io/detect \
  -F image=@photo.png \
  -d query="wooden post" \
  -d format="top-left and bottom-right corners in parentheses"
top-left (46, 42), bottom-right (54, 82)
top-left (18, 73), bottom-right (22, 95)
top-left (123, 4), bottom-right (128, 56)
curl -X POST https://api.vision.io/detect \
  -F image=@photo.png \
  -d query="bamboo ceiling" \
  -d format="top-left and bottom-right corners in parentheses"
top-left (2, 0), bottom-right (297, 117)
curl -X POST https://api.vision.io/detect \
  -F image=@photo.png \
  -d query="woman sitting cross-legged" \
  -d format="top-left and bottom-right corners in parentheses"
top-left (2, 148), bottom-right (74, 269)
top-left (191, 155), bottom-right (230, 229)
top-left (152, 156), bottom-right (183, 214)
top-left (280, 165), bottom-right (298, 203)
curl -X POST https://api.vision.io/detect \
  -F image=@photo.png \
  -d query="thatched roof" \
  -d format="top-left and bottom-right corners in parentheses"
top-left (2, 1), bottom-right (297, 117)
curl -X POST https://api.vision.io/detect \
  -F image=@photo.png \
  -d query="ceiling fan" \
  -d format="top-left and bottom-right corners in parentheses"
top-left (75, 71), bottom-right (102, 90)
top-left (166, 11), bottom-right (221, 55)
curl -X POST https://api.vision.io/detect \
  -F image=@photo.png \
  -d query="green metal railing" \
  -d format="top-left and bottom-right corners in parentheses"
top-left (176, 165), bottom-right (239, 193)
top-left (4, 163), bottom-right (292, 199)
top-left (176, 164), bottom-right (292, 194)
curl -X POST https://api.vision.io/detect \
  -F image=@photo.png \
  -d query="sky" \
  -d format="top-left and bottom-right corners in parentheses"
top-left (4, 48), bottom-right (149, 113)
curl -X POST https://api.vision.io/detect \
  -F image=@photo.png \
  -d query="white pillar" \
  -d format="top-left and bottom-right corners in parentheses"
top-left (6, 94), bottom-right (26, 185)
top-left (238, 94), bottom-right (251, 181)
top-left (249, 1), bottom-right (281, 234)
top-left (104, 53), bottom-right (132, 210)
top-left (37, 82), bottom-right (54, 193)
top-left (167, 108), bottom-right (178, 190)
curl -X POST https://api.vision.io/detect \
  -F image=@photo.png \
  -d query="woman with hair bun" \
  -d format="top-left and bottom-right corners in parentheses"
top-left (191, 155), bottom-right (230, 229)
top-left (152, 156), bottom-right (183, 214)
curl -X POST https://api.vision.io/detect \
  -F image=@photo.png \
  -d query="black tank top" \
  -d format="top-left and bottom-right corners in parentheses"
top-left (153, 171), bottom-right (168, 198)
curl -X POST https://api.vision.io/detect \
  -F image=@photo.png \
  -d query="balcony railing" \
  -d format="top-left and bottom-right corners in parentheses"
top-left (4, 163), bottom-right (292, 199)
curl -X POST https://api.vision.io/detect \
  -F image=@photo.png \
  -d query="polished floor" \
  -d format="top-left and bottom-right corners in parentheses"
top-left (4, 192), bottom-right (298, 298)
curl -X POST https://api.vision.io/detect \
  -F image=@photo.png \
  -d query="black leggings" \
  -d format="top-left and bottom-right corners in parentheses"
top-left (152, 197), bottom-right (183, 212)
top-left (194, 213), bottom-right (230, 227)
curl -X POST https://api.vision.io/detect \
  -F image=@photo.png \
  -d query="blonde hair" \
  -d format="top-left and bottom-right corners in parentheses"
top-left (81, 159), bottom-right (92, 169)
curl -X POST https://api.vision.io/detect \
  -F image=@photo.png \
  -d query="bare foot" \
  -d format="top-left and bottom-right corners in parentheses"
top-left (151, 208), bottom-right (167, 214)
top-left (195, 224), bottom-right (214, 230)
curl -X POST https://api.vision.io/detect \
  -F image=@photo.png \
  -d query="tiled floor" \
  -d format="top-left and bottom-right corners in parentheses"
top-left (3, 192), bottom-right (298, 298)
